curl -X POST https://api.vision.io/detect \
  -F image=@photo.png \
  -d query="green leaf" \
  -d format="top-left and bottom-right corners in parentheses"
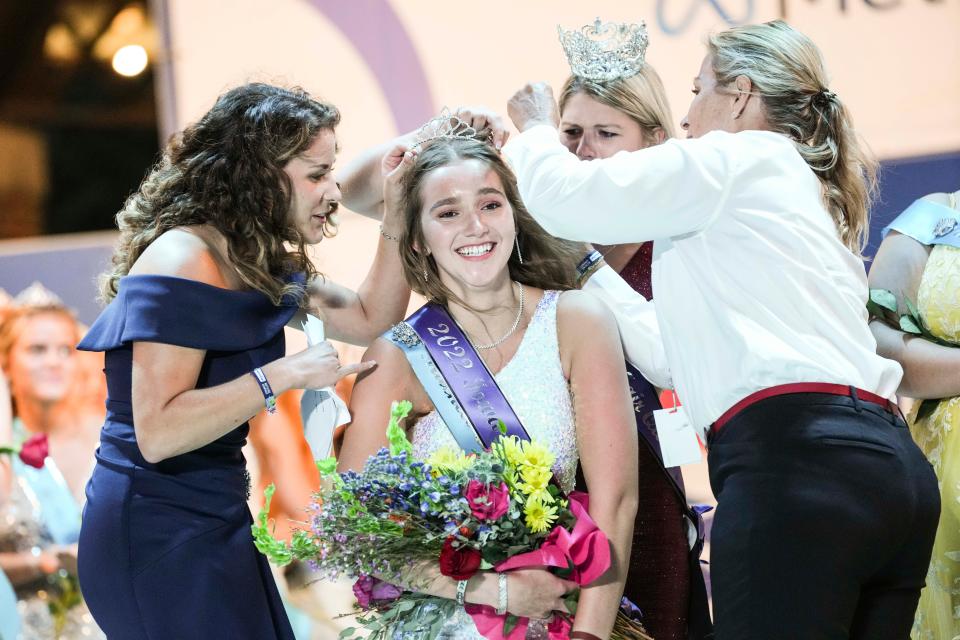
top-left (868, 288), bottom-right (898, 314)
top-left (338, 627), bottom-right (356, 639)
top-left (899, 315), bottom-right (923, 335)
top-left (916, 399), bottom-right (940, 422)
top-left (386, 401), bottom-right (414, 456)
top-left (563, 588), bottom-right (581, 615)
top-left (316, 456), bottom-right (338, 476)
top-left (497, 419), bottom-right (508, 436)
top-left (903, 296), bottom-right (922, 320)
top-left (250, 483), bottom-right (296, 566)
top-left (503, 614), bottom-right (520, 635)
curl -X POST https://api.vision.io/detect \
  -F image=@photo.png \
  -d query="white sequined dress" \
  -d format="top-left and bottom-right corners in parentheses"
top-left (400, 290), bottom-right (578, 639)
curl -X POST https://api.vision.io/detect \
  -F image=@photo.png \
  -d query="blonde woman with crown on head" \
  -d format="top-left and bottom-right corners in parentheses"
top-left (555, 19), bottom-right (710, 640)
top-left (504, 19), bottom-right (939, 640)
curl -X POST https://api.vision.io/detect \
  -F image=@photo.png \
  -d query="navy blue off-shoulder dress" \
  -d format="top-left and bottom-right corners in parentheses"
top-left (76, 274), bottom-right (302, 639)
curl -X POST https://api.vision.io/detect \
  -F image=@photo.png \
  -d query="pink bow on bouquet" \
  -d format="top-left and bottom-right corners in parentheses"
top-left (465, 492), bottom-right (611, 640)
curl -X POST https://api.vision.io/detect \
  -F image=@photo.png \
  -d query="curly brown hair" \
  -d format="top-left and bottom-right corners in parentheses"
top-left (398, 137), bottom-right (580, 306)
top-left (100, 83), bottom-right (340, 304)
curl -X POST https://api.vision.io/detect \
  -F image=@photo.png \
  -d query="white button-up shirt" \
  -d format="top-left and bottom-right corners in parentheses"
top-left (503, 124), bottom-right (903, 434)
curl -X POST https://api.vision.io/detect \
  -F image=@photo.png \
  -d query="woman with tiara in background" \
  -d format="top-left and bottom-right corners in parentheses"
top-left (554, 19), bottom-right (710, 639)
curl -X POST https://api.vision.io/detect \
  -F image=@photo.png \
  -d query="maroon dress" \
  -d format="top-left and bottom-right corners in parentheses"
top-left (576, 242), bottom-right (692, 640)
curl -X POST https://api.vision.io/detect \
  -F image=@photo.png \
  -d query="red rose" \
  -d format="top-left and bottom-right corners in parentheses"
top-left (465, 480), bottom-right (510, 521)
top-left (18, 434), bottom-right (48, 469)
top-left (439, 536), bottom-right (482, 580)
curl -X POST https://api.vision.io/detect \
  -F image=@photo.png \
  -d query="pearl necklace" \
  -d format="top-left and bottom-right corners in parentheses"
top-left (469, 282), bottom-right (525, 350)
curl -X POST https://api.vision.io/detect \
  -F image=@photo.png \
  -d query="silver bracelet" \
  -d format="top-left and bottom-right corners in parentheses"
top-left (379, 224), bottom-right (400, 242)
top-left (495, 572), bottom-right (508, 616)
top-left (455, 578), bottom-right (469, 607)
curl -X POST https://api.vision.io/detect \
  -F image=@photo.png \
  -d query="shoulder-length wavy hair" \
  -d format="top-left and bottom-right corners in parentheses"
top-left (708, 20), bottom-right (876, 255)
top-left (100, 82), bottom-right (340, 304)
top-left (398, 137), bottom-right (580, 306)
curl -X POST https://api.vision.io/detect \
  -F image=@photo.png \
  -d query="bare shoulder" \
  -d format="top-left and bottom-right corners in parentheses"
top-left (556, 289), bottom-right (616, 329)
top-left (129, 227), bottom-right (231, 288)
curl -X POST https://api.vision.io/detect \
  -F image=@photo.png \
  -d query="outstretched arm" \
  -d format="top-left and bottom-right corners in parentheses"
top-left (504, 83), bottom-right (727, 244)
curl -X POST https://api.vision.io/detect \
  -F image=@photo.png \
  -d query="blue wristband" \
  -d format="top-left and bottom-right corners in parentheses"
top-left (576, 250), bottom-right (603, 280)
top-left (251, 367), bottom-right (278, 414)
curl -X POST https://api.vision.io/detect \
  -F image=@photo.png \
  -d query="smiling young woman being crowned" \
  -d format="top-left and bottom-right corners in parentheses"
top-left (337, 114), bottom-right (642, 640)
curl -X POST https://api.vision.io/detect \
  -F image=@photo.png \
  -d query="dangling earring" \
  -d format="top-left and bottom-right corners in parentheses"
top-left (422, 267), bottom-right (429, 281)
top-left (515, 236), bottom-right (523, 265)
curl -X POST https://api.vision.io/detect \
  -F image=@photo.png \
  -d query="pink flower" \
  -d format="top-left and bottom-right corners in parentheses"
top-left (465, 480), bottom-right (510, 521)
top-left (18, 434), bottom-right (48, 469)
top-left (352, 576), bottom-right (402, 609)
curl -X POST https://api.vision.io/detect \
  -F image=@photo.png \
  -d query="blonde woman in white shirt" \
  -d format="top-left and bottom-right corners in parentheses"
top-left (502, 19), bottom-right (938, 640)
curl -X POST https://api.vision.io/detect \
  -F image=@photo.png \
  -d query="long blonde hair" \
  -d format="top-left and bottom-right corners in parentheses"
top-left (100, 83), bottom-right (340, 304)
top-left (559, 64), bottom-right (677, 144)
top-left (708, 20), bottom-right (876, 255)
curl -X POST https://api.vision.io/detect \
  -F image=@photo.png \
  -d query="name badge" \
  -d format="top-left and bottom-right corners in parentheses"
top-left (654, 405), bottom-right (702, 467)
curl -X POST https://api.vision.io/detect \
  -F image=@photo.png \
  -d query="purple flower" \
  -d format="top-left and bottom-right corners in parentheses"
top-left (353, 575), bottom-right (403, 609)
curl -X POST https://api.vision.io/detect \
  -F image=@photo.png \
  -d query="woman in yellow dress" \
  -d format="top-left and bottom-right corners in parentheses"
top-left (870, 188), bottom-right (960, 640)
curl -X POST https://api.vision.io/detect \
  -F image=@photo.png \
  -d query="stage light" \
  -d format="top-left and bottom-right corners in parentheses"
top-left (112, 44), bottom-right (148, 77)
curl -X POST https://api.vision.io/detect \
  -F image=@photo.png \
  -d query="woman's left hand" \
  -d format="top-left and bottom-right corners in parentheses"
top-left (381, 144), bottom-right (417, 232)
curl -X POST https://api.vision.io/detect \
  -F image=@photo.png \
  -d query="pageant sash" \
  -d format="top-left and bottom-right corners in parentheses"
top-left (626, 363), bottom-right (686, 491)
top-left (882, 199), bottom-right (960, 249)
top-left (385, 303), bottom-right (530, 452)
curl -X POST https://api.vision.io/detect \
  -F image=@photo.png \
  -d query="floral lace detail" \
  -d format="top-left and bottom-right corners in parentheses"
top-left (910, 243), bottom-right (960, 639)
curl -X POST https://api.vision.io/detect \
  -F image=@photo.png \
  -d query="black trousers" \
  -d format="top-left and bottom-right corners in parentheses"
top-left (707, 391), bottom-right (940, 640)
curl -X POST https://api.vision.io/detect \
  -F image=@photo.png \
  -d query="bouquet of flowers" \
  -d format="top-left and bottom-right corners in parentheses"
top-left (253, 401), bottom-right (650, 640)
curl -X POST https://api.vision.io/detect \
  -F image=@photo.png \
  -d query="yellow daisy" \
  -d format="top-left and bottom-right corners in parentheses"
top-left (524, 495), bottom-right (559, 533)
top-left (498, 436), bottom-right (525, 468)
top-left (519, 441), bottom-right (555, 471)
top-left (426, 446), bottom-right (474, 474)
top-left (518, 466), bottom-right (554, 503)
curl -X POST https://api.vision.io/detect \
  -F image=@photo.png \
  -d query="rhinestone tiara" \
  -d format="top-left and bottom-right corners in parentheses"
top-left (13, 281), bottom-right (65, 308)
top-left (557, 18), bottom-right (649, 83)
top-left (411, 108), bottom-right (478, 149)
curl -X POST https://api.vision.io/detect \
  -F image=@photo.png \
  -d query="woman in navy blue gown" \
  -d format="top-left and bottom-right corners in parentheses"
top-left (76, 83), bottom-right (412, 639)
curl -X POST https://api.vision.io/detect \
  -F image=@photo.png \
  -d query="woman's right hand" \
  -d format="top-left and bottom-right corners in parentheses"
top-left (279, 340), bottom-right (375, 390)
top-left (381, 144), bottom-right (417, 226)
top-left (502, 569), bottom-right (577, 619)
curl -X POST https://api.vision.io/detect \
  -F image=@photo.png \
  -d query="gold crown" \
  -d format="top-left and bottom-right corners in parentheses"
top-left (558, 18), bottom-right (649, 83)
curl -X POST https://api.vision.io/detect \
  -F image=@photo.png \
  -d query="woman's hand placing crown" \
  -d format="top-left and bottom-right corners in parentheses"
top-left (381, 143), bottom-right (416, 231)
top-left (507, 82), bottom-right (560, 133)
